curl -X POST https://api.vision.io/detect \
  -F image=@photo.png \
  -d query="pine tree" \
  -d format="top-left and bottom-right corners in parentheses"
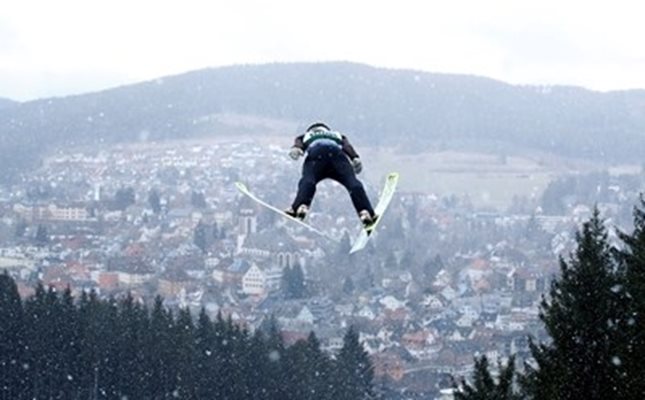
top-left (194, 308), bottom-right (218, 399)
top-left (78, 291), bottom-right (122, 399)
top-left (22, 284), bottom-right (52, 398)
top-left (283, 263), bottom-right (307, 299)
top-left (244, 330), bottom-right (267, 398)
top-left (333, 326), bottom-right (374, 400)
top-left (193, 220), bottom-right (209, 253)
top-left (34, 224), bottom-right (48, 247)
top-left (262, 317), bottom-right (287, 399)
top-left (172, 308), bottom-right (197, 399)
top-left (56, 287), bottom-right (81, 399)
top-left (524, 209), bottom-right (623, 399)
top-left (423, 254), bottom-right (444, 285)
top-left (148, 188), bottom-right (162, 214)
top-left (211, 312), bottom-right (240, 399)
top-left (614, 196), bottom-right (645, 399)
top-left (343, 276), bottom-right (355, 295)
top-left (103, 298), bottom-right (122, 398)
top-left (113, 186), bottom-right (135, 211)
top-left (147, 296), bottom-right (176, 398)
top-left (115, 293), bottom-right (149, 399)
top-left (20, 285), bottom-right (81, 399)
top-left (212, 221), bottom-right (220, 241)
top-left (453, 355), bottom-right (521, 400)
top-left (76, 290), bottom-right (102, 399)
top-left (303, 332), bottom-right (333, 400)
top-left (284, 339), bottom-right (315, 400)
top-left (191, 191), bottom-right (207, 208)
top-left (14, 218), bottom-right (27, 238)
top-left (0, 272), bottom-right (26, 399)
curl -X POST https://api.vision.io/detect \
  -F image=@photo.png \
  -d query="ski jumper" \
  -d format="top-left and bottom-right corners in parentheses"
top-left (290, 128), bottom-right (375, 217)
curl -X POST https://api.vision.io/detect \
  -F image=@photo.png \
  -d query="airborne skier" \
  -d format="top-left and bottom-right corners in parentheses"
top-left (285, 122), bottom-right (377, 227)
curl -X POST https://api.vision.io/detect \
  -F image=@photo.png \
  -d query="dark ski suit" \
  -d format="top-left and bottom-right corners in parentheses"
top-left (290, 128), bottom-right (375, 216)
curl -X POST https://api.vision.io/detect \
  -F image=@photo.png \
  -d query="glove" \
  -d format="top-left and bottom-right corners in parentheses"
top-left (351, 157), bottom-right (363, 174)
top-left (289, 147), bottom-right (304, 160)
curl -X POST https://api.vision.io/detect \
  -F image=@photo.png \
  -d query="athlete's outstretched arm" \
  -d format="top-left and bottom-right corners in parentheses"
top-left (292, 134), bottom-right (306, 150)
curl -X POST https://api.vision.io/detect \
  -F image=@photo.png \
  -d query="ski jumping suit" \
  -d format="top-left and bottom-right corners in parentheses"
top-left (290, 128), bottom-right (375, 217)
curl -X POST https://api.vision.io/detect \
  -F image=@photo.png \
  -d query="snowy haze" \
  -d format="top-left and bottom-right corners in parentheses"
top-left (2, 0), bottom-right (645, 101)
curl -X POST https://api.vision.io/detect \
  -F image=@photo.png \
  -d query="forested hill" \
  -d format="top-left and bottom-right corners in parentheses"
top-left (0, 97), bottom-right (17, 110)
top-left (2, 62), bottom-right (645, 179)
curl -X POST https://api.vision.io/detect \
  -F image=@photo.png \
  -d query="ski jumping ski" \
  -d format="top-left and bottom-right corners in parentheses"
top-left (350, 172), bottom-right (399, 254)
top-left (234, 181), bottom-right (339, 243)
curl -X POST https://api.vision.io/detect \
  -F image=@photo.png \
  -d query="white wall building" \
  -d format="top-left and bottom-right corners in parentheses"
top-left (242, 263), bottom-right (266, 296)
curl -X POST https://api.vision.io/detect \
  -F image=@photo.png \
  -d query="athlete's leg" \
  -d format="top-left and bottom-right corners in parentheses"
top-left (330, 153), bottom-right (375, 217)
top-left (290, 147), bottom-right (329, 210)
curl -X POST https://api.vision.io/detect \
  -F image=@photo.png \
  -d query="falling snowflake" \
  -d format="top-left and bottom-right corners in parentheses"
top-left (268, 350), bottom-right (280, 362)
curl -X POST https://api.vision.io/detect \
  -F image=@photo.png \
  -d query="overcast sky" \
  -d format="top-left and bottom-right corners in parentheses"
top-left (2, 0), bottom-right (645, 101)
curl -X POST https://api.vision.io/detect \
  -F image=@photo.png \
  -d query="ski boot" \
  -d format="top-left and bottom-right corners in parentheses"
top-left (285, 204), bottom-right (309, 221)
top-left (295, 204), bottom-right (309, 220)
top-left (359, 210), bottom-right (378, 231)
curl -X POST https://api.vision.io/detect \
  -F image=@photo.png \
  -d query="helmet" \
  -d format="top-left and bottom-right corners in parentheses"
top-left (306, 122), bottom-right (330, 132)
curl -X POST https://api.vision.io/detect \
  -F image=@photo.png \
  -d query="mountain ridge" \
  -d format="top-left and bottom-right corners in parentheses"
top-left (1, 62), bottom-right (644, 180)
top-left (0, 97), bottom-right (18, 110)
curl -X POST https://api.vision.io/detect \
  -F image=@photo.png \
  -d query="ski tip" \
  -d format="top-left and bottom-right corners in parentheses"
top-left (234, 181), bottom-right (247, 191)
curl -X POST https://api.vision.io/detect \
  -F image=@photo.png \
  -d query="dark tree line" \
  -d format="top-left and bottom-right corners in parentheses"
top-left (0, 279), bottom-right (374, 399)
top-left (455, 198), bottom-right (645, 399)
top-left (110, 186), bottom-right (135, 211)
top-left (282, 264), bottom-right (307, 299)
top-left (193, 220), bottom-right (223, 253)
